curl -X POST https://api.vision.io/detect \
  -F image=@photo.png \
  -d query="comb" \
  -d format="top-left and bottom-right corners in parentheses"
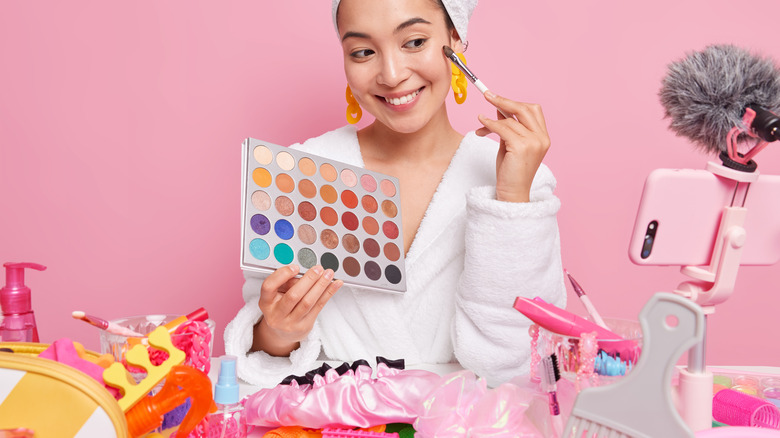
top-left (321, 429), bottom-right (399, 438)
top-left (102, 325), bottom-right (186, 411)
top-left (563, 293), bottom-right (704, 438)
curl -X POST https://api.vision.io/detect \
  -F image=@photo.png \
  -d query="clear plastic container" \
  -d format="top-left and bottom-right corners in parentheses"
top-left (99, 314), bottom-right (215, 368)
top-left (534, 317), bottom-right (643, 387)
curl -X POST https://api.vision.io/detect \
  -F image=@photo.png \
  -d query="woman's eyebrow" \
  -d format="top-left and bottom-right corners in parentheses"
top-left (342, 31), bottom-right (370, 42)
top-left (394, 17), bottom-right (432, 33)
top-left (341, 17), bottom-right (432, 42)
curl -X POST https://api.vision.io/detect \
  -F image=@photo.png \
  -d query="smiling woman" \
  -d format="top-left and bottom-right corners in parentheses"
top-left (224, 0), bottom-right (567, 388)
top-left (337, 0), bottom-right (460, 135)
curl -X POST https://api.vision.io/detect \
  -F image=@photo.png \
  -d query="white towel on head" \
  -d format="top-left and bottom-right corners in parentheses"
top-left (332, 0), bottom-right (478, 43)
top-left (441, 0), bottom-right (477, 42)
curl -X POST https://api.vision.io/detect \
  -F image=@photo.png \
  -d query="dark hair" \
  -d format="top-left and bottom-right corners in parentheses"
top-left (433, 0), bottom-right (456, 32)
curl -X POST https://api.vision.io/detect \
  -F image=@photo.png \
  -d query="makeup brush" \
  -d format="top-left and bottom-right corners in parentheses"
top-left (565, 269), bottom-right (609, 330)
top-left (71, 311), bottom-right (144, 337)
top-left (442, 45), bottom-right (512, 119)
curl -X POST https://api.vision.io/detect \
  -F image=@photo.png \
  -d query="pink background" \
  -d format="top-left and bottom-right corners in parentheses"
top-left (1, 1), bottom-right (778, 366)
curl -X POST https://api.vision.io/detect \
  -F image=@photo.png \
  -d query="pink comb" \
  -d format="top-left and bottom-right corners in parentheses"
top-left (321, 428), bottom-right (399, 438)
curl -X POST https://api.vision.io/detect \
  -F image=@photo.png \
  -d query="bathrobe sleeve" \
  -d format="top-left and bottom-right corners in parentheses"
top-left (223, 271), bottom-right (323, 387)
top-left (452, 163), bottom-right (567, 387)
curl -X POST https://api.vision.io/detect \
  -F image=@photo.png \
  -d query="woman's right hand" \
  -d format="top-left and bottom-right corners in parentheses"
top-left (251, 264), bottom-right (343, 356)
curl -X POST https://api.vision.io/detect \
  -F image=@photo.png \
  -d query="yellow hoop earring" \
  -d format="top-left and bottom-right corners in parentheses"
top-left (346, 85), bottom-right (362, 124)
top-left (452, 53), bottom-right (468, 105)
top-left (451, 53), bottom-right (468, 104)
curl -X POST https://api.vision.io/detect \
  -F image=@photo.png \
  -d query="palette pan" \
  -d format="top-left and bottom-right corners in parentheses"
top-left (241, 138), bottom-right (406, 293)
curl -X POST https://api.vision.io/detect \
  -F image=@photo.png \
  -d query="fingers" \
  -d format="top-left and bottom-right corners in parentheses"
top-left (477, 113), bottom-right (523, 141)
top-left (275, 265), bottom-right (328, 315)
top-left (282, 265), bottom-right (328, 312)
top-left (480, 91), bottom-right (548, 135)
top-left (255, 264), bottom-right (343, 353)
top-left (293, 277), bottom-right (344, 323)
top-left (259, 264), bottom-right (300, 304)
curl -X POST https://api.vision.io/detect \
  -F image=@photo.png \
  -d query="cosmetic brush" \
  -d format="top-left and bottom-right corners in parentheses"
top-left (71, 311), bottom-right (144, 337)
top-left (442, 45), bottom-right (511, 119)
top-left (565, 269), bottom-right (609, 330)
top-left (541, 354), bottom-right (563, 438)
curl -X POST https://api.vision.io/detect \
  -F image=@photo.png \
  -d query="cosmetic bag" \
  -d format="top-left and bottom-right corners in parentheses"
top-left (0, 342), bottom-right (128, 438)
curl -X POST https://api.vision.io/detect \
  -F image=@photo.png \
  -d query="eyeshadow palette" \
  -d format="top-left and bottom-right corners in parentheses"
top-left (241, 138), bottom-right (406, 293)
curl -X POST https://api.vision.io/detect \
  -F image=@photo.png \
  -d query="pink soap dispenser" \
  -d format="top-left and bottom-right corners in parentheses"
top-left (0, 262), bottom-right (47, 342)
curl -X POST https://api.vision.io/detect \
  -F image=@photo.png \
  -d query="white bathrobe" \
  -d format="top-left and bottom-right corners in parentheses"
top-left (224, 125), bottom-right (566, 388)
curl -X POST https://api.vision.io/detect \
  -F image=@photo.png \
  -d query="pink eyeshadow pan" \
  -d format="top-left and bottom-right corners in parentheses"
top-left (380, 179), bottom-right (396, 197)
top-left (360, 174), bottom-right (377, 192)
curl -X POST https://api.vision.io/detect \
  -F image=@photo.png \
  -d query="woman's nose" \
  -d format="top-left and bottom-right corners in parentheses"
top-left (376, 52), bottom-right (410, 88)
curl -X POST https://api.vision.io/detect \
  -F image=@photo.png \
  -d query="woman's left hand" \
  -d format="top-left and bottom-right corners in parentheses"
top-left (475, 92), bottom-right (551, 203)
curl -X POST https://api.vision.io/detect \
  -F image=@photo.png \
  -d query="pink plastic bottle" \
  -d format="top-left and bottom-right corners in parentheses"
top-left (0, 262), bottom-right (46, 342)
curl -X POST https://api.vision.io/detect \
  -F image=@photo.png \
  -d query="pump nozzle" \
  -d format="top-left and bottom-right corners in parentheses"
top-left (3, 262), bottom-right (47, 288)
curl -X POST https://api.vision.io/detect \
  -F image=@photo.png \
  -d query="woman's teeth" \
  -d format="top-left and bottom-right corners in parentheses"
top-left (384, 89), bottom-right (420, 106)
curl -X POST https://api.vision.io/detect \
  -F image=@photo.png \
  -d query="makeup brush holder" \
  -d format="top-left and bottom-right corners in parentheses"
top-left (531, 318), bottom-right (643, 390)
top-left (99, 314), bottom-right (215, 378)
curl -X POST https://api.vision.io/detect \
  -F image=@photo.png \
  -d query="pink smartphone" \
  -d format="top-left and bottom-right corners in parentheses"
top-left (628, 168), bottom-right (780, 266)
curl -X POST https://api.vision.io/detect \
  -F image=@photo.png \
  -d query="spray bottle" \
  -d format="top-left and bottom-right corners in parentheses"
top-left (208, 355), bottom-right (247, 438)
top-left (0, 262), bottom-right (46, 342)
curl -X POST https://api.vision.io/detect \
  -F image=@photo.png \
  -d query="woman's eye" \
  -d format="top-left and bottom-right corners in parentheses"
top-left (403, 38), bottom-right (427, 49)
top-left (350, 49), bottom-right (375, 59)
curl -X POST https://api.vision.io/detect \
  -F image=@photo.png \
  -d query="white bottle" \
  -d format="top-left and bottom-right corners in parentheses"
top-left (207, 355), bottom-right (247, 438)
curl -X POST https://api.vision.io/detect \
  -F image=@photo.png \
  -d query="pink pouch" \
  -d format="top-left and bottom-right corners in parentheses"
top-left (38, 337), bottom-right (121, 398)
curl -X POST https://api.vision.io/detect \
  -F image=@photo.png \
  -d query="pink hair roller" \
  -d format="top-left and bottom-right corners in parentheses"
top-left (712, 388), bottom-right (780, 429)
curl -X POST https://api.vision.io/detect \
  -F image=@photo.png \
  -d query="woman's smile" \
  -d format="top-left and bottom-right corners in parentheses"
top-left (379, 87), bottom-right (424, 109)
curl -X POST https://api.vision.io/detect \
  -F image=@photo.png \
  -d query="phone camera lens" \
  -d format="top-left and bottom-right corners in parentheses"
top-left (640, 221), bottom-right (658, 259)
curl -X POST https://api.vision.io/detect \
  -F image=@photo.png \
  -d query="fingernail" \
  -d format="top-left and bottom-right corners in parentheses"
top-left (311, 265), bottom-right (323, 275)
top-left (324, 269), bottom-right (334, 280)
top-left (289, 264), bottom-right (300, 273)
top-left (485, 91), bottom-right (497, 99)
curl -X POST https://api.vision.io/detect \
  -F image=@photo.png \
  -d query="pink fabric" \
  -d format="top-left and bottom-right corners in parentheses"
top-left (244, 363), bottom-right (443, 429)
top-left (414, 370), bottom-right (577, 437)
top-left (39, 337), bottom-right (121, 397)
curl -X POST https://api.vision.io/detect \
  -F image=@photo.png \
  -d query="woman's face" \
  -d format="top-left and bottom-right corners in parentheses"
top-left (337, 0), bottom-right (461, 134)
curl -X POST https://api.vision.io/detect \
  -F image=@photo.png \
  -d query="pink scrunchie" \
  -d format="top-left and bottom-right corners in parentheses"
top-left (244, 362), bottom-right (443, 429)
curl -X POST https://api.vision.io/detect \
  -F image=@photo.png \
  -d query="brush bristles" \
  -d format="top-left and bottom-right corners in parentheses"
top-left (550, 353), bottom-right (561, 382)
top-left (541, 355), bottom-right (559, 391)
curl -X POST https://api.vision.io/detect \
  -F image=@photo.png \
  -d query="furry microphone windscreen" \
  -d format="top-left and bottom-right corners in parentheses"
top-left (659, 44), bottom-right (780, 155)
